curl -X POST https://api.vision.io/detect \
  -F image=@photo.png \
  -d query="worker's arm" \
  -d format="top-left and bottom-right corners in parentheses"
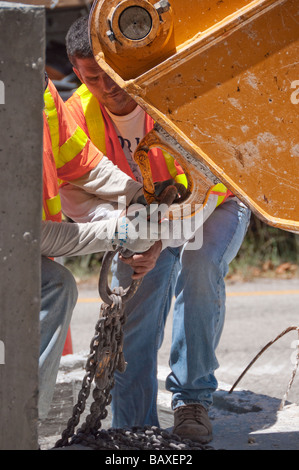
top-left (41, 219), bottom-right (116, 257)
top-left (59, 156), bottom-right (144, 223)
top-left (41, 204), bottom-right (165, 259)
top-left (63, 155), bottom-right (143, 207)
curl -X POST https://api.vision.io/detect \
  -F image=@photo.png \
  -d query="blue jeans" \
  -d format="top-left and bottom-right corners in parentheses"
top-left (39, 256), bottom-right (78, 419)
top-left (110, 200), bottom-right (251, 427)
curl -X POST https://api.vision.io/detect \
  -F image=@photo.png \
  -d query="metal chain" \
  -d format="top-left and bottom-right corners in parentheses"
top-left (54, 284), bottom-right (126, 448)
top-left (67, 425), bottom-right (213, 451)
top-left (54, 188), bottom-right (213, 450)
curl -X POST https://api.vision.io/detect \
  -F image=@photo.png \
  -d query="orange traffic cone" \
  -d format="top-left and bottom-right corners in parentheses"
top-left (62, 327), bottom-right (73, 355)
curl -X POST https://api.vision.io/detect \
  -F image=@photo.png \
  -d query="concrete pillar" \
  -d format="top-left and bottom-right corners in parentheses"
top-left (0, 2), bottom-right (45, 450)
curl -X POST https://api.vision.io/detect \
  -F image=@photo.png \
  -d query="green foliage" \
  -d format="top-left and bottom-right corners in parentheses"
top-left (64, 252), bottom-right (104, 280)
top-left (229, 214), bottom-right (299, 278)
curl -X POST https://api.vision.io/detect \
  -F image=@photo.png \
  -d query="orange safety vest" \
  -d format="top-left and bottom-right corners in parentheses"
top-left (43, 79), bottom-right (103, 222)
top-left (66, 84), bottom-right (187, 187)
top-left (66, 84), bottom-right (232, 207)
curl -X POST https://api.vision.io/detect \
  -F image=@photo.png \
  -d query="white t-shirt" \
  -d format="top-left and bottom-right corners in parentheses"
top-left (105, 105), bottom-right (146, 183)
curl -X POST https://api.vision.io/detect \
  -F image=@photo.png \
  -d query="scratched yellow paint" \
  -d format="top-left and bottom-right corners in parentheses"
top-left (90, 0), bottom-right (299, 233)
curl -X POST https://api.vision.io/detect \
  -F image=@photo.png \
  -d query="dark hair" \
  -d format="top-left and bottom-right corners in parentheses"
top-left (65, 15), bottom-right (93, 66)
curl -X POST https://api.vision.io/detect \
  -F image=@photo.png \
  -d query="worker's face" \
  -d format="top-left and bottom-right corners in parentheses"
top-left (73, 57), bottom-right (137, 116)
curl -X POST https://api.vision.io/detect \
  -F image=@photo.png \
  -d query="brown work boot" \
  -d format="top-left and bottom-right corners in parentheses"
top-left (172, 404), bottom-right (213, 444)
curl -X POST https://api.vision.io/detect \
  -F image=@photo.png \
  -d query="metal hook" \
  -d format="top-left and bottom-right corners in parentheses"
top-left (98, 249), bottom-right (143, 306)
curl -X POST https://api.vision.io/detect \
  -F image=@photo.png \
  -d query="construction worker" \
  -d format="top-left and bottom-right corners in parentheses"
top-left (40, 74), bottom-right (171, 419)
top-left (63, 16), bottom-right (251, 443)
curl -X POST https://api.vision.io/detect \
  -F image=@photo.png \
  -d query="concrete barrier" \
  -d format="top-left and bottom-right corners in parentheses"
top-left (0, 1), bottom-right (45, 450)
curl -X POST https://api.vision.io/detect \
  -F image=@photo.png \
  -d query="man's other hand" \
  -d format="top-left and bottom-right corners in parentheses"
top-left (119, 240), bottom-right (162, 279)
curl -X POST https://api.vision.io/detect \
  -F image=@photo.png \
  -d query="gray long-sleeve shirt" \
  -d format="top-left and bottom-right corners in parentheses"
top-left (41, 218), bottom-right (117, 257)
top-left (41, 156), bottom-right (143, 257)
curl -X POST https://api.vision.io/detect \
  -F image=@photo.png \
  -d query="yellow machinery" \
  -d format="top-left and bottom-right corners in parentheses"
top-left (89, 0), bottom-right (299, 232)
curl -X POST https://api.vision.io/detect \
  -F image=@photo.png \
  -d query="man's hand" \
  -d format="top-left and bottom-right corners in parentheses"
top-left (135, 179), bottom-right (188, 205)
top-left (119, 240), bottom-right (162, 279)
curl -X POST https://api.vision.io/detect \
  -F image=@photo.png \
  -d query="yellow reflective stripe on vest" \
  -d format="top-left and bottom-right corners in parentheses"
top-left (162, 150), bottom-right (188, 188)
top-left (46, 194), bottom-right (62, 217)
top-left (175, 173), bottom-right (188, 188)
top-left (162, 150), bottom-right (177, 179)
top-left (77, 85), bottom-right (106, 154)
top-left (44, 86), bottom-right (90, 169)
top-left (56, 125), bottom-right (89, 169)
top-left (210, 183), bottom-right (228, 207)
top-left (44, 87), bottom-right (59, 161)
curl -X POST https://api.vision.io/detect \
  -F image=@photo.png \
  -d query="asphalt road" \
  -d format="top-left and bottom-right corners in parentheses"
top-left (70, 276), bottom-right (299, 406)
top-left (38, 275), bottom-right (299, 450)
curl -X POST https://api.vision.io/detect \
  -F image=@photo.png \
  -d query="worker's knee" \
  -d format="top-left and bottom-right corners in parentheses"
top-left (41, 257), bottom-right (78, 319)
top-left (57, 264), bottom-right (78, 306)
